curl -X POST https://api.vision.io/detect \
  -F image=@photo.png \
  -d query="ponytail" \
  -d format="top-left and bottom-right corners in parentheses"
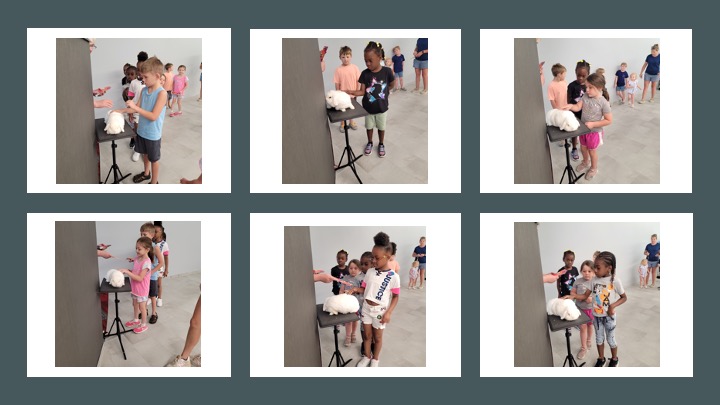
top-left (602, 88), bottom-right (610, 101)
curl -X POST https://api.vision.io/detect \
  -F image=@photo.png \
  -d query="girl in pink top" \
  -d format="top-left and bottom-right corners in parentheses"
top-left (119, 237), bottom-right (154, 334)
top-left (170, 65), bottom-right (189, 117)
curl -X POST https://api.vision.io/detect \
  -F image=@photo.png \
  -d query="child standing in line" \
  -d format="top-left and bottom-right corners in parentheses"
top-left (563, 73), bottom-right (613, 181)
top-left (330, 249), bottom-right (349, 295)
top-left (340, 259), bottom-right (365, 347)
top-left (358, 251), bottom-right (375, 358)
top-left (348, 232), bottom-right (400, 367)
top-left (569, 251), bottom-right (627, 367)
top-left (333, 46), bottom-right (361, 131)
top-left (566, 60), bottom-right (591, 161)
top-left (625, 73), bottom-right (642, 108)
top-left (345, 41), bottom-right (395, 158)
top-left (154, 224), bottom-right (170, 306)
top-left (614, 63), bottom-right (628, 105)
top-left (391, 46), bottom-right (406, 91)
top-left (547, 63), bottom-right (568, 147)
top-left (119, 236), bottom-right (154, 334)
top-left (557, 250), bottom-right (579, 298)
top-left (163, 63), bottom-right (174, 109)
top-left (408, 260), bottom-right (420, 289)
top-left (170, 65), bottom-right (189, 117)
top-left (139, 222), bottom-right (165, 323)
top-left (114, 57), bottom-right (168, 184)
top-left (566, 260), bottom-right (595, 360)
top-left (638, 258), bottom-right (649, 288)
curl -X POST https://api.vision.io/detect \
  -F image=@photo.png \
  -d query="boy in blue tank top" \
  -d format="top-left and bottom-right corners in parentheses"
top-left (114, 56), bottom-right (168, 184)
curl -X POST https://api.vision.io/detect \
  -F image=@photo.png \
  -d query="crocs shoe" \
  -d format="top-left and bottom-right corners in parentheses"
top-left (364, 142), bottom-right (373, 156)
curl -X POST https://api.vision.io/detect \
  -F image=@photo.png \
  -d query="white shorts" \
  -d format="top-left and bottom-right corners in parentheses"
top-left (361, 303), bottom-right (388, 329)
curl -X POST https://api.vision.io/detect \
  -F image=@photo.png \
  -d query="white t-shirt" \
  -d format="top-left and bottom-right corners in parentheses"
top-left (362, 269), bottom-right (401, 306)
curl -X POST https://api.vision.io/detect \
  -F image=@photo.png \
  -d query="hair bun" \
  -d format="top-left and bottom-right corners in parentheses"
top-left (373, 231), bottom-right (390, 247)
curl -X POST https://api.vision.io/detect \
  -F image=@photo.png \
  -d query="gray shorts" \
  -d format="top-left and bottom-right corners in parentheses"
top-left (134, 135), bottom-right (162, 162)
top-left (394, 71), bottom-right (403, 78)
top-left (616, 86), bottom-right (625, 91)
top-left (413, 59), bottom-right (428, 69)
top-left (167, 90), bottom-right (173, 100)
top-left (648, 260), bottom-right (659, 268)
top-left (644, 73), bottom-right (659, 82)
top-left (418, 262), bottom-right (426, 271)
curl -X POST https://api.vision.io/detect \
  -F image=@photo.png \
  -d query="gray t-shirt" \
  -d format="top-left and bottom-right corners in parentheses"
top-left (342, 273), bottom-right (365, 307)
top-left (591, 275), bottom-right (625, 317)
top-left (580, 94), bottom-right (611, 124)
top-left (573, 277), bottom-right (594, 310)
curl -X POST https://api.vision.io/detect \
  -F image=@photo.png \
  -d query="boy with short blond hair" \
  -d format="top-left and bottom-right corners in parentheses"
top-left (333, 46), bottom-right (362, 131)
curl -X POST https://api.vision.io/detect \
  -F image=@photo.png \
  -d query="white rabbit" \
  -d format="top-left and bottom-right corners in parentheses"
top-left (323, 294), bottom-right (360, 315)
top-left (325, 90), bottom-right (354, 112)
top-left (546, 109), bottom-right (580, 132)
top-left (546, 298), bottom-right (581, 321)
top-left (105, 269), bottom-right (125, 288)
top-left (104, 111), bottom-right (125, 135)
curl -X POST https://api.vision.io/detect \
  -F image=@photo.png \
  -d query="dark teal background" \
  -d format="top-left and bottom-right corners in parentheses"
top-left (14, 0), bottom-right (703, 402)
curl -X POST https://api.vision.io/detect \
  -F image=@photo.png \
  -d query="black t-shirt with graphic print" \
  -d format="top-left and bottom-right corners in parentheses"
top-left (358, 66), bottom-right (395, 114)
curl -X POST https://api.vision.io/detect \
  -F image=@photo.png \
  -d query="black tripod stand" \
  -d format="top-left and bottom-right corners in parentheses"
top-left (100, 279), bottom-right (132, 360)
top-left (546, 124), bottom-right (591, 184)
top-left (562, 328), bottom-right (585, 367)
top-left (559, 138), bottom-right (584, 184)
top-left (547, 312), bottom-right (591, 367)
top-left (328, 325), bottom-right (352, 367)
top-left (334, 119), bottom-right (363, 184)
top-left (103, 139), bottom-right (132, 184)
top-left (326, 100), bottom-right (368, 184)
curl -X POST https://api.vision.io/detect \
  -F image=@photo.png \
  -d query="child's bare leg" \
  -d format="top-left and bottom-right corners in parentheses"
top-left (610, 346), bottom-right (618, 360)
top-left (132, 298), bottom-right (139, 321)
top-left (142, 154), bottom-right (151, 176)
top-left (180, 296), bottom-right (201, 359)
top-left (580, 324), bottom-right (588, 349)
top-left (378, 130), bottom-right (385, 144)
top-left (351, 320), bottom-right (357, 335)
top-left (158, 277), bottom-right (163, 299)
top-left (178, 98), bottom-right (183, 112)
top-left (581, 145), bottom-right (590, 163)
top-left (367, 129), bottom-right (374, 143)
top-left (597, 342), bottom-right (605, 359)
top-left (151, 296), bottom-right (157, 315)
top-left (139, 301), bottom-right (148, 325)
top-left (362, 324), bottom-right (373, 358)
top-left (372, 328), bottom-right (384, 360)
top-left (150, 160), bottom-right (160, 184)
top-left (571, 136), bottom-right (578, 150)
top-left (588, 148), bottom-right (598, 170)
top-left (345, 322), bottom-right (352, 337)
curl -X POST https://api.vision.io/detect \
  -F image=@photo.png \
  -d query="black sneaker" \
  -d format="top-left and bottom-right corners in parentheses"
top-left (608, 358), bottom-right (619, 367)
top-left (149, 314), bottom-right (158, 324)
top-left (594, 357), bottom-right (606, 367)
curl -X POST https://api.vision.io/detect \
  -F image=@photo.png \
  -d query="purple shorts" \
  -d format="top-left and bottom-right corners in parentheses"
top-left (579, 131), bottom-right (602, 150)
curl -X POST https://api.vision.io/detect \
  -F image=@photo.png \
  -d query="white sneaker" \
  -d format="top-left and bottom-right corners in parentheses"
top-left (370, 359), bottom-right (380, 367)
top-left (357, 356), bottom-right (371, 367)
top-left (166, 355), bottom-right (191, 367)
top-left (190, 355), bottom-right (201, 367)
top-left (131, 152), bottom-right (141, 162)
top-left (157, 298), bottom-right (163, 307)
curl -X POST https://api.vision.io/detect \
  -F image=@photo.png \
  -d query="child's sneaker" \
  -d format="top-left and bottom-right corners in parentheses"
top-left (594, 357), bottom-right (607, 367)
top-left (157, 298), bottom-right (163, 307)
top-left (378, 143), bottom-right (386, 158)
top-left (357, 356), bottom-right (371, 367)
top-left (576, 160), bottom-right (590, 172)
top-left (133, 324), bottom-right (148, 334)
top-left (571, 148), bottom-right (579, 161)
top-left (370, 359), bottom-right (380, 367)
top-left (344, 336), bottom-right (351, 347)
top-left (608, 357), bottom-right (619, 367)
top-left (125, 319), bottom-right (141, 328)
top-left (364, 142), bottom-right (373, 156)
top-left (339, 124), bottom-right (345, 132)
top-left (351, 334), bottom-right (357, 343)
top-left (577, 347), bottom-right (588, 360)
top-left (166, 355), bottom-right (191, 367)
top-left (190, 355), bottom-right (201, 367)
top-left (350, 121), bottom-right (358, 130)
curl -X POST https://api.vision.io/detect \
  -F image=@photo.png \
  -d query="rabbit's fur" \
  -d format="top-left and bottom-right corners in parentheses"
top-left (105, 269), bottom-right (125, 288)
top-left (546, 298), bottom-right (581, 321)
top-left (104, 111), bottom-right (125, 135)
top-left (546, 109), bottom-right (580, 132)
top-left (323, 294), bottom-right (360, 315)
top-left (325, 90), bottom-right (355, 112)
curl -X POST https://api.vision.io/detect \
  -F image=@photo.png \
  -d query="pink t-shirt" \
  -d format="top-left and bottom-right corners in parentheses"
top-left (130, 257), bottom-right (152, 297)
top-left (334, 64), bottom-right (361, 92)
top-left (172, 75), bottom-right (188, 95)
top-left (547, 79), bottom-right (568, 108)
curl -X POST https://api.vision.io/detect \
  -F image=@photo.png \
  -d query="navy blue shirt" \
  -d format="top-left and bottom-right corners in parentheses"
top-left (615, 70), bottom-right (628, 86)
top-left (645, 242), bottom-right (660, 262)
top-left (415, 38), bottom-right (428, 61)
top-left (414, 245), bottom-right (426, 264)
top-left (392, 54), bottom-right (405, 73)
top-left (645, 54), bottom-right (660, 75)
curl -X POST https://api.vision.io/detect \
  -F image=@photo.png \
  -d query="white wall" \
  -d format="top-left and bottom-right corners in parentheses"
top-left (310, 226), bottom-right (425, 304)
top-left (319, 38), bottom-right (422, 94)
top-left (90, 38), bottom-right (202, 119)
top-left (96, 221), bottom-right (201, 283)
top-left (537, 222), bottom-right (659, 301)
top-left (537, 38), bottom-right (659, 111)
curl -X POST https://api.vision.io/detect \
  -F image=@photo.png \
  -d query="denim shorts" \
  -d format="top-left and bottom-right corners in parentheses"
top-left (394, 71), bottom-right (403, 78)
top-left (617, 86), bottom-right (626, 91)
top-left (413, 59), bottom-right (428, 69)
top-left (418, 262), bottom-right (426, 271)
top-left (594, 315), bottom-right (617, 348)
top-left (648, 260), bottom-right (659, 268)
top-left (644, 73), bottom-right (659, 82)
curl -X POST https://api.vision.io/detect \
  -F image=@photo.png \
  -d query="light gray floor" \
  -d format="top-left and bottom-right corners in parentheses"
top-left (97, 272), bottom-right (201, 367)
top-left (550, 88), bottom-right (660, 184)
top-left (549, 276), bottom-right (660, 367)
top-left (99, 99), bottom-right (202, 184)
top-left (332, 89), bottom-right (428, 184)
top-left (319, 286), bottom-right (426, 367)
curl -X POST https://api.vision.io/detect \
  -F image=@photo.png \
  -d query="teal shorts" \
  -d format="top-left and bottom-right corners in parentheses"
top-left (365, 111), bottom-right (388, 130)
